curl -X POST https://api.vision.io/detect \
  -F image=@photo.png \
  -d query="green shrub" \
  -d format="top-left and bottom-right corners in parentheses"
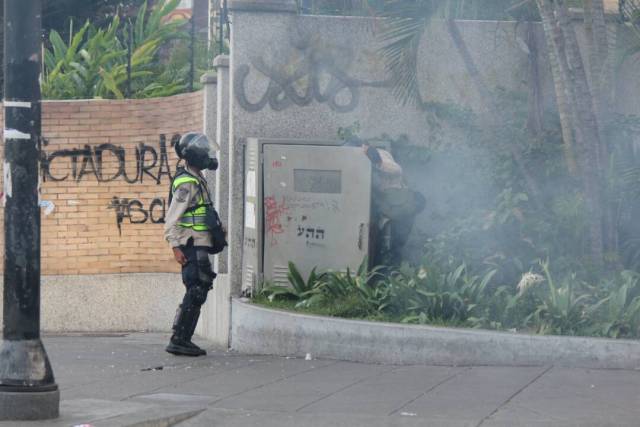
top-left (260, 262), bottom-right (326, 308)
top-left (256, 259), bottom-right (640, 340)
top-left (41, 0), bottom-right (205, 99)
top-left (584, 271), bottom-right (640, 338)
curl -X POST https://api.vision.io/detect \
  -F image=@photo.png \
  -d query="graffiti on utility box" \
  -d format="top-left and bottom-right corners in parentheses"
top-left (297, 226), bottom-right (325, 240)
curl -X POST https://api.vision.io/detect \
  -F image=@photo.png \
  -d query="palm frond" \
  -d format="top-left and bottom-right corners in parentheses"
top-left (377, 0), bottom-right (441, 107)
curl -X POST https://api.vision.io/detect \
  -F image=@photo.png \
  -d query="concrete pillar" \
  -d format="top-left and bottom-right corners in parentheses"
top-left (197, 70), bottom-right (232, 347)
top-left (200, 71), bottom-right (218, 203)
top-left (213, 56), bottom-right (230, 275)
top-left (226, 0), bottom-right (297, 296)
top-left (226, 122), bottom-right (244, 297)
top-left (201, 71), bottom-right (217, 147)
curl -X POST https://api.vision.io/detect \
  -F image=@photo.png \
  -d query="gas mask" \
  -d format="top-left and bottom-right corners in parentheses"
top-left (201, 157), bottom-right (219, 171)
top-left (177, 132), bottom-right (218, 171)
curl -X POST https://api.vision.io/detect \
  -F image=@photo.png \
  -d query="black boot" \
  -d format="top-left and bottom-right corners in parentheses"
top-left (166, 334), bottom-right (201, 357)
top-left (185, 340), bottom-right (206, 356)
top-left (186, 306), bottom-right (206, 356)
top-left (166, 304), bottom-right (204, 356)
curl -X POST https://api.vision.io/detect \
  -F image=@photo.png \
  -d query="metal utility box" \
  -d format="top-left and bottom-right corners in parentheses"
top-left (242, 138), bottom-right (372, 295)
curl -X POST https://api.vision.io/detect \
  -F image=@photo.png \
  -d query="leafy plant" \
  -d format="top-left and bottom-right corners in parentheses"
top-left (521, 260), bottom-right (592, 335)
top-left (256, 257), bottom-right (640, 340)
top-left (397, 263), bottom-right (497, 326)
top-left (260, 262), bottom-right (326, 307)
top-left (41, 0), bottom-right (200, 100)
top-left (585, 271), bottom-right (640, 338)
top-left (337, 261), bottom-right (389, 311)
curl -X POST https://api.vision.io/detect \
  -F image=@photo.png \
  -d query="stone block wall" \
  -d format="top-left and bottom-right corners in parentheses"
top-left (0, 90), bottom-right (204, 275)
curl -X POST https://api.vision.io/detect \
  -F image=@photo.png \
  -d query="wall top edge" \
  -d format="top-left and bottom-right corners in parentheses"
top-left (228, 0), bottom-right (297, 13)
top-left (200, 71), bottom-right (218, 84)
top-left (213, 55), bottom-right (230, 68)
top-left (2, 89), bottom-right (205, 105)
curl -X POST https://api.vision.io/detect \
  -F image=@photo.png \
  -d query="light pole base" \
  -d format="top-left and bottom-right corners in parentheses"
top-left (0, 389), bottom-right (59, 420)
top-left (0, 339), bottom-right (59, 420)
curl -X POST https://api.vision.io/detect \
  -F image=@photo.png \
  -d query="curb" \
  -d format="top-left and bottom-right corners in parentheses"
top-left (230, 299), bottom-right (640, 369)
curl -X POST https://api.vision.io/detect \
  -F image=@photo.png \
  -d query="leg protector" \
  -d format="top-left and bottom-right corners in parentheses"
top-left (173, 297), bottom-right (199, 341)
top-left (185, 305), bottom-right (201, 341)
top-left (169, 304), bottom-right (205, 356)
top-left (195, 248), bottom-right (216, 289)
top-left (181, 247), bottom-right (216, 290)
top-left (169, 245), bottom-right (214, 356)
top-left (173, 280), bottom-right (212, 340)
top-left (167, 300), bottom-right (202, 356)
top-left (186, 305), bottom-right (202, 346)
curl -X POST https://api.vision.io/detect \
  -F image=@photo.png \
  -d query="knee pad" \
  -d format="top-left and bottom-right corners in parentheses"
top-left (197, 260), bottom-right (216, 288)
top-left (186, 284), bottom-right (209, 306)
top-left (195, 249), bottom-right (216, 288)
top-left (181, 262), bottom-right (199, 287)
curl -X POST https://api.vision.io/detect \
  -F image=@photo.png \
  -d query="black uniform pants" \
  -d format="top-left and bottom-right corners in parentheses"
top-left (172, 240), bottom-right (216, 341)
top-left (181, 242), bottom-right (216, 296)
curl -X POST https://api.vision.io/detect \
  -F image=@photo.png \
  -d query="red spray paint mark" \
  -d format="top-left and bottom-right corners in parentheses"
top-left (265, 195), bottom-right (288, 246)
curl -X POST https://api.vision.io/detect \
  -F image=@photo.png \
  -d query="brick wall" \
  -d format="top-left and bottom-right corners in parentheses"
top-left (0, 91), bottom-right (204, 275)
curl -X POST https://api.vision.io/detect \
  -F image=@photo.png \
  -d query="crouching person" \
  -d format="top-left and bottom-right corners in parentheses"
top-left (164, 132), bottom-right (226, 356)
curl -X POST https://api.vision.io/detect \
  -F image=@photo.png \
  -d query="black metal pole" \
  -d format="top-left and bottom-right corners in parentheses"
top-left (127, 21), bottom-right (132, 98)
top-left (0, 0), bottom-right (59, 420)
top-left (219, 0), bottom-right (224, 55)
top-left (189, 16), bottom-right (195, 92)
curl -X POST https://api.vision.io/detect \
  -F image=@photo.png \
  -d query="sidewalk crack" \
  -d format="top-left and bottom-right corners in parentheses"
top-left (209, 360), bottom-right (341, 406)
top-left (124, 358), bottom-right (269, 400)
top-left (475, 365), bottom-right (554, 427)
top-left (294, 366), bottom-right (398, 413)
top-left (388, 366), bottom-right (472, 416)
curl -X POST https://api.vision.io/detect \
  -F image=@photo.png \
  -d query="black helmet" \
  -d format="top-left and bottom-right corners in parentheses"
top-left (177, 132), bottom-right (218, 171)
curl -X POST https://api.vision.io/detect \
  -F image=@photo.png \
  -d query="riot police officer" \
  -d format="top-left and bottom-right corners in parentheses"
top-left (164, 132), bottom-right (221, 356)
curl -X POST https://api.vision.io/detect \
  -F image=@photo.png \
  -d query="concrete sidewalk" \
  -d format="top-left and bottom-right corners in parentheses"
top-left (1, 333), bottom-right (639, 427)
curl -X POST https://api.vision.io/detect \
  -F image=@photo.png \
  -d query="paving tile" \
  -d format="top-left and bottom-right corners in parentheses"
top-left (300, 365), bottom-right (464, 416)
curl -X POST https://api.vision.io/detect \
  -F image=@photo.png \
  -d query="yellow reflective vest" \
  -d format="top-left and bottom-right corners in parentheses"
top-left (172, 174), bottom-right (210, 232)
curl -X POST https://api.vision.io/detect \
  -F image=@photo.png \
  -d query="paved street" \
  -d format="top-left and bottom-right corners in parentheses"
top-left (1, 333), bottom-right (639, 426)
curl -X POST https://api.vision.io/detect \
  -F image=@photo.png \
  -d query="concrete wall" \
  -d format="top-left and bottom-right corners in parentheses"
top-left (0, 92), bottom-right (212, 333)
top-left (216, 4), bottom-right (640, 355)
top-left (225, 1), bottom-right (640, 281)
top-left (0, 273), bottom-right (182, 332)
top-left (0, 91), bottom-right (204, 275)
top-left (232, 299), bottom-right (640, 369)
top-left (197, 273), bottom-right (231, 346)
top-left (229, 8), bottom-right (638, 146)
top-left (228, 12), bottom-right (555, 145)
top-left (2, 1), bottom-right (637, 341)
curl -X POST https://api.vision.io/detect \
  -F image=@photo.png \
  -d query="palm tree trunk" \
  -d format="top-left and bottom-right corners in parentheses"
top-left (537, 0), bottom-right (578, 174)
top-left (536, 0), bottom-right (605, 265)
top-left (525, 21), bottom-right (544, 136)
top-left (589, 0), bottom-right (619, 254)
top-left (556, 0), bottom-right (605, 264)
top-left (583, 0), bottom-right (608, 162)
top-left (590, 0), bottom-right (610, 68)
